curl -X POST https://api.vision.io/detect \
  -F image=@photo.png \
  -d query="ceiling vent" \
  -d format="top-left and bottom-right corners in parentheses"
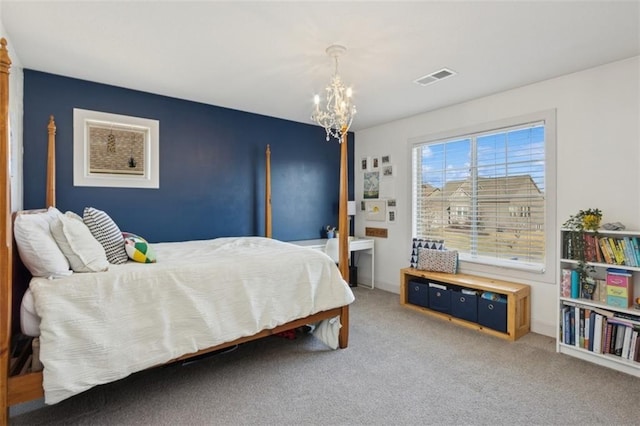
top-left (414, 68), bottom-right (457, 86)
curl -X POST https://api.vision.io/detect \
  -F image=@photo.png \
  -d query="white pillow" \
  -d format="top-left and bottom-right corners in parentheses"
top-left (13, 207), bottom-right (72, 278)
top-left (50, 211), bottom-right (109, 273)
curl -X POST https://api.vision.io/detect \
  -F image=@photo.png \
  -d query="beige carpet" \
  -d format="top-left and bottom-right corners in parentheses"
top-left (11, 287), bottom-right (639, 425)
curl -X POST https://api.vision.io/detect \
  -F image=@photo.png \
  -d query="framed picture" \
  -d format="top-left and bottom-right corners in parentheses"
top-left (73, 108), bottom-right (160, 188)
top-left (372, 157), bottom-right (380, 169)
top-left (363, 171), bottom-right (380, 199)
top-left (365, 200), bottom-right (386, 222)
top-left (381, 155), bottom-right (391, 164)
top-left (361, 156), bottom-right (371, 171)
top-left (387, 199), bottom-right (396, 207)
top-left (382, 164), bottom-right (394, 177)
top-left (388, 210), bottom-right (396, 223)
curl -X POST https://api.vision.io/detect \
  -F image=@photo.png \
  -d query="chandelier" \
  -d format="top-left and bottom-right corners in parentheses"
top-left (311, 44), bottom-right (357, 143)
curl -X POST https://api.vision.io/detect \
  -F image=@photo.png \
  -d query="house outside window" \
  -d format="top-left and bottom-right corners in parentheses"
top-left (412, 112), bottom-right (555, 272)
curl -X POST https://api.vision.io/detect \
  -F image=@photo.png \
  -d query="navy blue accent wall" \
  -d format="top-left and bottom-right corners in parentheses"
top-left (23, 71), bottom-right (354, 242)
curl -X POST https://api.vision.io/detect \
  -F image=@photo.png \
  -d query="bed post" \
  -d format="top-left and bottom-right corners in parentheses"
top-left (338, 128), bottom-right (349, 282)
top-left (46, 116), bottom-right (56, 208)
top-left (265, 145), bottom-right (272, 238)
top-left (0, 37), bottom-right (12, 426)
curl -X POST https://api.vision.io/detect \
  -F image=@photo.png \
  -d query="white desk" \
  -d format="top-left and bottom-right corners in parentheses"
top-left (290, 237), bottom-right (375, 289)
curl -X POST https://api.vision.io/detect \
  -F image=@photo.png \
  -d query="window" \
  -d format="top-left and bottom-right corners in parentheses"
top-left (412, 112), bottom-right (554, 272)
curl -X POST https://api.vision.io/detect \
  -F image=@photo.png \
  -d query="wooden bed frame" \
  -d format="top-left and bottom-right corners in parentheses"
top-left (0, 38), bottom-right (351, 424)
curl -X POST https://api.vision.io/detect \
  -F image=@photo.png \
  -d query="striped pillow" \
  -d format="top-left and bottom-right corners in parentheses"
top-left (83, 207), bottom-right (128, 265)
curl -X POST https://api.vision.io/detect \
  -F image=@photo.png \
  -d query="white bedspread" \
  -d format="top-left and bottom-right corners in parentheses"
top-left (29, 237), bottom-right (354, 404)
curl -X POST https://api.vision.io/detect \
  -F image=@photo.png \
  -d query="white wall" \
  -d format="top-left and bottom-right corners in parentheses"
top-left (354, 56), bottom-right (640, 337)
top-left (0, 4), bottom-right (25, 212)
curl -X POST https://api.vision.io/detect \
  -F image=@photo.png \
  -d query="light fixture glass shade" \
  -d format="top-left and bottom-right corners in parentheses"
top-left (311, 45), bottom-right (356, 143)
top-left (347, 200), bottom-right (356, 216)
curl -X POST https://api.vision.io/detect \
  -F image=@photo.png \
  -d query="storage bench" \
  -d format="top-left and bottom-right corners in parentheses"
top-left (400, 268), bottom-right (531, 341)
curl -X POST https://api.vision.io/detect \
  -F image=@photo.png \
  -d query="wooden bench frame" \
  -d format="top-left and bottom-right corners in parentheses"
top-left (400, 268), bottom-right (530, 341)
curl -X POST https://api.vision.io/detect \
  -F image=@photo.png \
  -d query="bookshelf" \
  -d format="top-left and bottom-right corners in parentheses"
top-left (558, 228), bottom-right (640, 377)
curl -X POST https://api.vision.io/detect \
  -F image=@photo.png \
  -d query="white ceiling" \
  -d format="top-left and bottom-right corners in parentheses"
top-left (2, 1), bottom-right (639, 132)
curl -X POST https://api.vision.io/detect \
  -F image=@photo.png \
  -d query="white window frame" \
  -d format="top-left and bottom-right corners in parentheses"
top-left (410, 110), bottom-right (557, 285)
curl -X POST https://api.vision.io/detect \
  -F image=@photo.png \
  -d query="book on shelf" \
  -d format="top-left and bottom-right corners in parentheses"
top-left (621, 325), bottom-right (633, 359)
top-left (593, 313), bottom-right (604, 354)
top-left (579, 307), bottom-right (585, 348)
top-left (575, 306), bottom-right (581, 348)
top-left (634, 329), bottom-right (640, 361)
top-left (569, 307), bottom-right (576, 346)
top-left (613, 324), bottom-right (625, 356)
top-left (581, 278), bottom-right (596, 300)
top-left (571, 270), bottom-right (580, 299)
top-left (595, 279), bottom-right (608, 304)
top-left (598, 237), bottom-right (614, 264)
top-left (584, 234), bottom-right (598, 262)
top-left (585, 309), bottom-right (593, 350)
top-left (609, 238), bottom-right (625, 265)
top-left (631, 237), bottom-right (640, 266)
top-left (561, 269), bottom-right (572, 298)
top-left (584, 309), bottom-right (596, 351)
top-left (604, 322), bottom-right (614, 354)
top-left (563, 306), bottom-right (571, 344)
top-left (622, 237), bottom-right (637, 267)
top-left (593, 235), bottom-right (603, 263)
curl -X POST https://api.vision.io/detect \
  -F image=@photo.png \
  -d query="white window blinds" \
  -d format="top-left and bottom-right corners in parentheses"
top-left (412, 121), bottom-right (546, 270)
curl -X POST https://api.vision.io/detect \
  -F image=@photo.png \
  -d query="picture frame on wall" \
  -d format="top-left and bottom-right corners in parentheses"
top-left (372, 157), bottom-right (380, 169)
top-left (365, 200), bottom-right (386, 222)
top-left (361, 156), bottom-right (371, 171)
top-left (382, 164), bottom-right (394, 178)
top-left (381, 155), bottom-right (391, 164)
top-left (363, 171), bottom-right (380, 199)
top-left (73, 108), bottom-right (160, 189)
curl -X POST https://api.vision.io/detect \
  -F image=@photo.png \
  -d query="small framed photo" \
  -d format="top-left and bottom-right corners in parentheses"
top-left (365, 200), bottom-right (386, 221)
top-left (361, 156), bottom-right (371, 171)
top-left (361, 200), bottom-right (366, 211)
top-left (387, 199), bottom-right (396, 207)
top-left (388, 210), bottom-right (396, 223)
top-left (382, 164), bottom-right (394, 177)
top-left (381, 155), bottom-right (391, 164)
top-left (372, 157), bottom-right (380, 169)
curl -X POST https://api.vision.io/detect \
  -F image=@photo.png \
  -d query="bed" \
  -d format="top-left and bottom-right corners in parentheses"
top-left (0, 38), bottom-right (354, 420)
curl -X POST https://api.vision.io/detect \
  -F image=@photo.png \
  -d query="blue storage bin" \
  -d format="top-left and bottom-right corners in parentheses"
top-left (428, 283), bottom-right (451, 314)
top-left (451, 290), bottom-right (478, 323)
top-left (478, 294), bottom-right (507, 333)
top-left (407, 280), bottom-right (429, 308)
